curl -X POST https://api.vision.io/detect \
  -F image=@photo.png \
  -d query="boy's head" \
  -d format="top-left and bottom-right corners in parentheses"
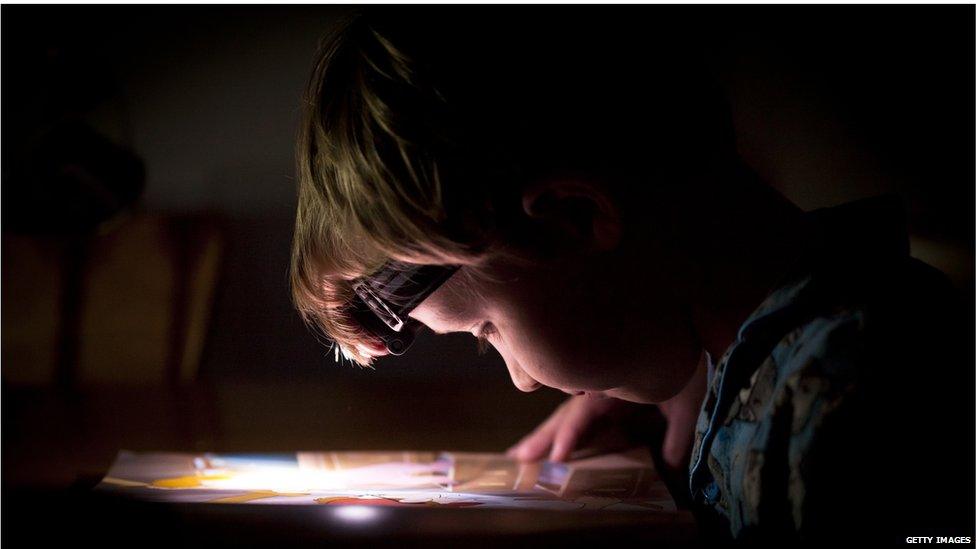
top-left (292, 10), bottom-right (742, 402)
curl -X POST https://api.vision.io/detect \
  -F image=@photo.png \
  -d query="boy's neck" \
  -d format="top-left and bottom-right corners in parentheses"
top-left (689, 174), bottom-right (806, 362)
top-left (653, 178), bottom-right (805, 477)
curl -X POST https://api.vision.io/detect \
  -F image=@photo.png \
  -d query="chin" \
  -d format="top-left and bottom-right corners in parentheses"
top-left (606, 384), bottom-right (682, 404)
top-left (604, 387), bottom-right (654, 404)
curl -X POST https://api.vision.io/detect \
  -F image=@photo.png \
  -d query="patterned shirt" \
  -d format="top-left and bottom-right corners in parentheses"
top-left (687, 196), bottom-right (973, 542)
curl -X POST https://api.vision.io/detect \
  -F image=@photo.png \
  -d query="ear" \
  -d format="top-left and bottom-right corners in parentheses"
top-left (521, 178), bottom-right (622, 252)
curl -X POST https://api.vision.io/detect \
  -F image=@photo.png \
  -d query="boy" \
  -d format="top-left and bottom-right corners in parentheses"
top-left (290, 9), bottom-right (973, 542)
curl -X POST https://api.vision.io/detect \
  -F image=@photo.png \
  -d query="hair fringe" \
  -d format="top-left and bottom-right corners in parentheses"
top-left (290, 15), bottom-right (494, 365)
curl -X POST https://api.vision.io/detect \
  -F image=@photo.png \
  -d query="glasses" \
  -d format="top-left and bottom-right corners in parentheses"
top-left (349, 261), bottom-right (459, 355)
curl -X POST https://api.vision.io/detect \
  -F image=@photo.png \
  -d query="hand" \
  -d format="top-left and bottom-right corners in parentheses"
top-left (506, 394), bottom-right (654, 462)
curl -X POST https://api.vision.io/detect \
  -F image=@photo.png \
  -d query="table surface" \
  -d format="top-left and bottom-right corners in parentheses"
top-left (2, 380), bottom-right (699, 546)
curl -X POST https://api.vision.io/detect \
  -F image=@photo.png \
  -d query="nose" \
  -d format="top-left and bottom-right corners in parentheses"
top-left (504, 358), bottom-right (542, 393)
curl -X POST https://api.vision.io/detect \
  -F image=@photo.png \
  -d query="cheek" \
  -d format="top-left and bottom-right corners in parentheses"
top-left (484, 259), bottom-right (699, 399)
top-left (487, 280), bottom-right (616, 391)
top-left (501, 328), bottom-right (607, 391)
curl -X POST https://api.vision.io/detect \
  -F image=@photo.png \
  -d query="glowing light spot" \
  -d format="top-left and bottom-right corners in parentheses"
top-left (332, 505), bottom-right (381, 523)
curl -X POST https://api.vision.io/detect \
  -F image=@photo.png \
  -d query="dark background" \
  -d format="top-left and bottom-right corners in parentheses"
top-left (2, 3), bottom-right (973, 503)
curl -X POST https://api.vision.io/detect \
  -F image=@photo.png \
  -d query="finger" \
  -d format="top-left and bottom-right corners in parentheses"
top-left (548, 423), bottom-right (583, 463)
top-left (507, 403), bottom-right (570, 461)
top-left (508, 415), bottom-right (561, 461)
top-left (548, 397), bottom-right (602, 462)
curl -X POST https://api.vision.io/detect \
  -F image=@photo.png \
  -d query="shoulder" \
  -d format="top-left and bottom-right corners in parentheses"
top-left (773, 256), bottom-right (961, 391)
top-left (760, 255), bottom-right (959, 445)
top-left (771, 307), bottom-right (864, 427)
top-left (720, 308), bottom-right (869, 537)
top-left (728, 306), bottom-right (864, 471)
top-left (742, 259), bottom-right (969, 536)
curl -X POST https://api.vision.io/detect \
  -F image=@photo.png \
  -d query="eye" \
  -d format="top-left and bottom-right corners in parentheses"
top-left (475, 322), bottom-right (498, 354)
top-left (479, 322), bottom-right (498, 339)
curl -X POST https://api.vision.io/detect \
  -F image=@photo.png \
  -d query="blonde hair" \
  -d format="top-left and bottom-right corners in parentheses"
top-left (291, 15), bottom-right (500, 365)
top-left (291, 12), bottom-right (737, 365)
